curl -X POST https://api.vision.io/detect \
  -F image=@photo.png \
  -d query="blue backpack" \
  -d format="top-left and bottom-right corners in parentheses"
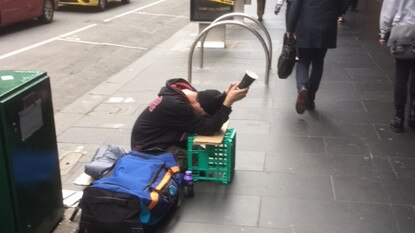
top-left (79, 151), bottom-right (182, 233)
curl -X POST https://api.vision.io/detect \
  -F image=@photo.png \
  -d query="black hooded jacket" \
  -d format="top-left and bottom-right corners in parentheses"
top-left (130, 78), bottom-right (231, 151)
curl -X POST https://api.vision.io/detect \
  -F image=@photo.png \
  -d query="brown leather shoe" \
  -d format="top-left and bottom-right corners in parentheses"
top-left (296, 88), bottom-right (309, 114)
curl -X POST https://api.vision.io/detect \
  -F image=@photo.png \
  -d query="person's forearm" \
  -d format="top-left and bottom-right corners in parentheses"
top-left (379, 0), bottom-right (397, 34)
top-left (223, 99), bottom-right (233, 108)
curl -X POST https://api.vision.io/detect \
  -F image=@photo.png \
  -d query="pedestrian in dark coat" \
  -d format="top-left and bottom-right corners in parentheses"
top-left (257, 0), bottom-right (266, 22)
top-left (286, 0), bottom-right (343, 114)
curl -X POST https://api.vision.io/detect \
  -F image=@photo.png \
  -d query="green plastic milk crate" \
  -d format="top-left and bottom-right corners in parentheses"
top-left (187, 128), bottom-right (236, 184)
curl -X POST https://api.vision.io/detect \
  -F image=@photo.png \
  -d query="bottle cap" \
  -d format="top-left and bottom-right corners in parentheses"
top-left (185, 170), bottom-right (192, 175)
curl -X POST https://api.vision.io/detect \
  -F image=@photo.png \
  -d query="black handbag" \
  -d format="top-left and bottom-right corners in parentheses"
top-left (277, 35), bottom-right (296, 79)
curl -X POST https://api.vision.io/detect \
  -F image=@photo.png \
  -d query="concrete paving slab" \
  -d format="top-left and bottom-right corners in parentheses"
top-left (259, 197), bottom-right (399, 233)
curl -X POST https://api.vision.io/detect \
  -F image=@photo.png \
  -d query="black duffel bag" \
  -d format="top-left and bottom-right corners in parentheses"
top-left (78, 187), bottom-right (144, 233)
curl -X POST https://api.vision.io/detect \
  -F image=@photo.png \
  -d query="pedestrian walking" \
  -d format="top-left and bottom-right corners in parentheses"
top-left (286, 0), bottom-right (343, 114)
top-left (379, 0), bottom-right (415, 133)
top-left (257, 0), bottom-right (266, 22)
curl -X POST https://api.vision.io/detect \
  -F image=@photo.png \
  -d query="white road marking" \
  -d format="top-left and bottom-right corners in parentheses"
top-left (57, 37), bottom-right (147, 50)
top-left (135, 11), bottom-right (189, 19)
top-left (103, 0), bottom-right (167, 22)
top-left (0, 0), bottom-right (168, 61)
top-left (0, 24), bottom-right (97, 61)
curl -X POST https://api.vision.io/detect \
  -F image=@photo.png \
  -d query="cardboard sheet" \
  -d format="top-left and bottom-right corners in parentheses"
top-left (62, 190), bottom-right (83, 208)
top-left (193, 121), bottom-right (229, 145)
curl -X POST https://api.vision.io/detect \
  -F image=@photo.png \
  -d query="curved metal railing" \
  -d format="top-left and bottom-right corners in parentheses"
top-left (188, 20), bottom-right (270, 85)
top-left (208, 12), bottom-right (272, 68)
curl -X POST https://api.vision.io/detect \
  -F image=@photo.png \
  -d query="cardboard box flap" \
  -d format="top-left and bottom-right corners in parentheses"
top-left (193, 121), bottom-right (229, 145)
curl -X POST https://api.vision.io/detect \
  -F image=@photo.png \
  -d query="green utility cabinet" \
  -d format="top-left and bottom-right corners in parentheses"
top-left (0, 70), bottom-right (63, 233)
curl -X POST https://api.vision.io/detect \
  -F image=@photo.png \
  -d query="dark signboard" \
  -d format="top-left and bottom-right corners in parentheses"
top-left (190, 0), bottom-right (234, 22)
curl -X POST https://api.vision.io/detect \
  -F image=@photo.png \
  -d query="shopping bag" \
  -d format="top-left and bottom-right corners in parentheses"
top-left (388, 24), bottom-right (415, 59)
top-left (277, 35), bottom-right (296, 79)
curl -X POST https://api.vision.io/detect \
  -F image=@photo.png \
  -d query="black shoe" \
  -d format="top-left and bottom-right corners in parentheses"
top-left (296, 88), bottom-right (308, 114)
top-left (390, 114), bottom-right (404, 133)
top-left (306, 100), bottom-right (315, 110)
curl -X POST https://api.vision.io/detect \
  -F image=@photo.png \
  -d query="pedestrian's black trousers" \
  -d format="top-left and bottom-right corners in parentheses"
top-left (394, 58), bottom-right (415, 106)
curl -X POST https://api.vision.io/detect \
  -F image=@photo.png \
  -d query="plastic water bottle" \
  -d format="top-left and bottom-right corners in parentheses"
top-left (183, 170), bottom-right (194, 198)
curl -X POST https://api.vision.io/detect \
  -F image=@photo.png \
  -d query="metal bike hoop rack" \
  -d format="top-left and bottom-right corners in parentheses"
top-left (188, 20), bottom-right (270, 85)
top-left (210, 12), bottom-right (272, 67)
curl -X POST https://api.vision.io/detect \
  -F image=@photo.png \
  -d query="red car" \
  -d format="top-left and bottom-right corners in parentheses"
top-left (0, 0), bottom-right (59, 27)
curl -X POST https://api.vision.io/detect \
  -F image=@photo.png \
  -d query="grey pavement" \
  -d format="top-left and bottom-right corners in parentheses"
top-left (53, 1), bottom-right (415, 233)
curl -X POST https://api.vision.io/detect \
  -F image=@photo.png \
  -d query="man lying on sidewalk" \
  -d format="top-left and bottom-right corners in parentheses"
top-left (130, 78), bottom-right (248, 170)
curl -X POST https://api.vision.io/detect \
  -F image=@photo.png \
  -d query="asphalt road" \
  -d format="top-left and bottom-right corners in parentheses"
top-left (0, 0), bottom-right (189, 111)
